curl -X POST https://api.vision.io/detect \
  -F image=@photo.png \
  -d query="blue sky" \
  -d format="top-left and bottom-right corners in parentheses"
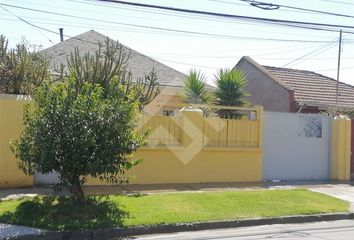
top-left (0, 0), bottom-right (353, 85)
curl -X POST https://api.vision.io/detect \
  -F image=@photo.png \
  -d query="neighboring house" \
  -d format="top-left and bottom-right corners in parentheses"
top-left (41, 30), bottom-right (188, 116)
top-left (235, 56), bottom-right (354, 113)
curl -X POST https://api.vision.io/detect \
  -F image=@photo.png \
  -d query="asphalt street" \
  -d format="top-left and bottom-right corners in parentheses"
top-left (132, 220), bottom-right (354, 240)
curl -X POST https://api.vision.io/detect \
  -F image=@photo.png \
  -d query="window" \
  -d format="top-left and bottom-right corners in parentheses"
top-left (163, 109), bottom-right (175, 116)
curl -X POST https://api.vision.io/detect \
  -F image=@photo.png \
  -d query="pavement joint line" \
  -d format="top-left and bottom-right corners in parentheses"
top-left (2, 212), bottom-right (353, 240)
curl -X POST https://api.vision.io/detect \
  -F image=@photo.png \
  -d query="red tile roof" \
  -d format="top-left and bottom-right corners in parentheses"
top-left (263, 66), bottom-right (354, 109)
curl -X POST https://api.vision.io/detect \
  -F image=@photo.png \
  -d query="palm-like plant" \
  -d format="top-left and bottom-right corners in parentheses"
top-left (183, 69), bottom-right (212, 105)
top-left (214, 68), bottom-right (249, 119)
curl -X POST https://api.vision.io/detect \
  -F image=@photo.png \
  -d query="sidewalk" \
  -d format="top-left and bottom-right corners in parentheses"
top-left (0, 224), bottom-right (46, 240)
top-left (308, 184), bottom-right (354, 212)
top-left (1, 180), bottom-right (353, 200)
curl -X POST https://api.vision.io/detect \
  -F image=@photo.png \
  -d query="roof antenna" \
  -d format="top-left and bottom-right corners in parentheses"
top-left (59, 28), bottom-right (64, 42)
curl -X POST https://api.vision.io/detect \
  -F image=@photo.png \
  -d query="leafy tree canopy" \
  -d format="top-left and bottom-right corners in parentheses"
top-left (12, 77), bottom-right (143, 204)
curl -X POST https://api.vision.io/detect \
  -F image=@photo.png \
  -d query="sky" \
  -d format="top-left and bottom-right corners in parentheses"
top-left (0, 0), bottom-right (354, 86)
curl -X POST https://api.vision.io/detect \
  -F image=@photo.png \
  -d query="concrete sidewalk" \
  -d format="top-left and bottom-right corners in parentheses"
top-left (1, 180), bottom-right (353, 200)
top-left (309, 184), bottom-right (354, 212)
top-left (0, 224), bottom-right (46, 240)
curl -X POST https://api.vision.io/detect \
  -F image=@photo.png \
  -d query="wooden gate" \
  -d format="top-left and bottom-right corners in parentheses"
top-left (351, 120), bottom-right (354, 179)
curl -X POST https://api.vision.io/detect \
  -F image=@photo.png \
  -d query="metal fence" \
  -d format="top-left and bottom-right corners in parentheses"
top-left (137, 115), bottom-right (182, 146)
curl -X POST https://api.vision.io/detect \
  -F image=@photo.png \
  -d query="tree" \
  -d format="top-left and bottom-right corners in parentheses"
top-left (11, 77), bottom-right (143, 204)
top-left (327, 107), bottom-right (354, 118)
top-left (10, 36), bottom-right (160, 205)
top-left (0, 35), bottom-right (51, 94)
top-left (214, 68), bottom-right (249, 119)
top-left (55, 38), bottom-right (160, 111)
top-left (183, 69), bottom-right (212, 105)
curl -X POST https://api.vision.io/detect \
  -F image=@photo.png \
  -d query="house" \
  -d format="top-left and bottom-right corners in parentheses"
top-left (235, 56), bottom-right (354, 113)
top-left (41, 30), bottom-right (188, 116)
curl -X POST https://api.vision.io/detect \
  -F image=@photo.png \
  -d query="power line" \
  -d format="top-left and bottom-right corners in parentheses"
top-left (143, 43), bottom-right (328, 56)
top-left (0, 12), bottom-right (336, 40)
top-left (240, 0), bottom-right (354, 19)
top-left (144, 43), bottom-right (348, 58)
top-left (153, 57), bottom-right (219, 69)
top-left (0, 3), bottom-right (342, 43)
top-left (208, 0), bottom-right (247, 7)
top-left (3, 12), bottom-right (347, 62)
top-left (1, 7), bottom-right (329, 59)
top-left (68, 0), bottom-right (352, 34)
top-left (91, 0), bottom-right (354, 31)
top-left (209, 0), bottom-right (311, 14)
top-left (69, 0), bottom-right (242, 23)
top-left (282, 41), bottom-right (339, 67)
top-left (320, 0), bottom-right (354, 6)
top-left (315, 66), bottom-right (354, 71)
top-left (0, 5), bottom-right (53, 43)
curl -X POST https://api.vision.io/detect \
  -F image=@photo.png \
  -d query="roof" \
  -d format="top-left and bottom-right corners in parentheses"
top-left (264, 66), bottom-right (354, 108)
top-left (237, 56), bottom-right (294, 91)
top-left (41, 30), bottom-right (187, 87)
top-left (238, 56), bottom-right (354, 109)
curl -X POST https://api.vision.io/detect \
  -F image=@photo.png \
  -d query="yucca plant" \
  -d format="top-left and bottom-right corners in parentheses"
top-left (183, 69), bottom-right (213, 116)
top-left (183, 69), bottom-right (212, 105)
top-left (214, 68), bottom-right (249, 119)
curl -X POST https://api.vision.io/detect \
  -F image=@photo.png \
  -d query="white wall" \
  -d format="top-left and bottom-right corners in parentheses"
top-left (34, 171), bottom-right (60, 185)
top-left (263, 112), bottom-right (331, 180)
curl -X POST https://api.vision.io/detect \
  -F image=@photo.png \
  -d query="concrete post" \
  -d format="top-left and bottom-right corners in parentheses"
top-left (331, 116), bottom-right (351, 180)
top-left (255, 106), bottom-right (264, 148)
top-left (178, 107), bottom-right (204, 165)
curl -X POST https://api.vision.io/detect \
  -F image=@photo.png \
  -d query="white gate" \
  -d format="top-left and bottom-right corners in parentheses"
top-left (263, 112), bottom-right (331, 181)
top-left (34, 171), bottom-right (60, 185)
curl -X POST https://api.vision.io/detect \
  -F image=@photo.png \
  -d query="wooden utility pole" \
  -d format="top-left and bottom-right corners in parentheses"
top-left (335, 29), bottom-right (342, 110)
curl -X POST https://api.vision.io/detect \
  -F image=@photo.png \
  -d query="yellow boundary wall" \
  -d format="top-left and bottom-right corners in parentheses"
top-left (0, 95), bottom-right (33, 188)
top-left (88, 108), bottom-right (263, 185)
top-left (0, 96), bottom-right (263, 187)
top-left (2, 94), bottom-right (352, 187)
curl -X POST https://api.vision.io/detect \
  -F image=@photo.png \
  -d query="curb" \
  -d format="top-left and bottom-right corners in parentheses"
top-left (6, 212), bottom-right (354, 240)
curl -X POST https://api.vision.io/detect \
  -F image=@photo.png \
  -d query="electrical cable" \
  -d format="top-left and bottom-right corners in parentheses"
top-left (0, 2), bottom-right (342, 43)
top-left (153, 57), bottom-right (219, 69)
top-left (240, 0), bottom-right (354, 19)
top-left (69, 0), bottom-right (353, 34)
top-left (0, 5), bottom-right (53, 43)
top-left (315, 65), bottom-right (354, 71)
top-left (91, 0), bottom-right (354, 31)
top-left (282, 41), bottom-right (339, 67)
top-left (320, 0), bottom-right (354, 6)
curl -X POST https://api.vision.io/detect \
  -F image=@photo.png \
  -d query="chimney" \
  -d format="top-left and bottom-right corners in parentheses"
top-left (59, 28), bottom-right (64, 42)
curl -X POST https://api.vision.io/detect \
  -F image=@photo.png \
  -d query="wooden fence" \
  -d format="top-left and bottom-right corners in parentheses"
top-left (137, 106), bottom-right (263, 149)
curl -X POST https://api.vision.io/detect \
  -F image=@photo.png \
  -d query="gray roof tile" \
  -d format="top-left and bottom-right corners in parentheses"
top-left (41, 30), bottom-right (187, 87)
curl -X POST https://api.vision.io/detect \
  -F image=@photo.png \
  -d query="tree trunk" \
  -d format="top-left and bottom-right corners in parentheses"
top-left (71, 178), bottom-right (86, 205)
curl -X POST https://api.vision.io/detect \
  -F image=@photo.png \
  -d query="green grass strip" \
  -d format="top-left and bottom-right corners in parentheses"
top-left (0, 189), bottom-right (349, 230)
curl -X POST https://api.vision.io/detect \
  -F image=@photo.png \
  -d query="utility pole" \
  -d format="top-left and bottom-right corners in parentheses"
top-left (335, 29), bottom-right (342, 110)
